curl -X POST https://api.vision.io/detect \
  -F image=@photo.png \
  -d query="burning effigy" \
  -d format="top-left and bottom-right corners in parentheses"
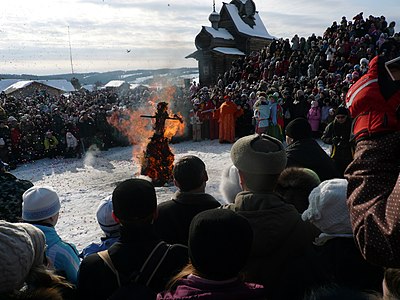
top-left (107, 87), bottom-right (186, 186)
top-left (140, 102), bottom-right (183, 186)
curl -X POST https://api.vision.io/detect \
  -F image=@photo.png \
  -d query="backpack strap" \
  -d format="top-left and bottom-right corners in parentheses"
top-left (97, 241), bottom-right (171, 288)
top-left (135, 241), bottom-right (171, 286)
top-left (98, 250), bottom-right (121, 287)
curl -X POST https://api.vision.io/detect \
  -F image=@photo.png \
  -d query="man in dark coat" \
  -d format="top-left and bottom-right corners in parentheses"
top-left (77, 179), bottom-right (188, 299)
top-left (77, 111), bottom-right (96, 152)
top-left (155, 155), bottom-right (221, 245)
top-left (0, 160), bottom-right (33, 222)
top-left (321, 107), bottom-right (354, 177)
top-left (225, 134), bottom-right (326, 300)
top-left (285, 118), bottom-right (340, 181)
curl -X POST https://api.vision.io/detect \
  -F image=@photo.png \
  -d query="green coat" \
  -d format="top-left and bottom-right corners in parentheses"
top-left (225, 191), bottom-right (324, 300)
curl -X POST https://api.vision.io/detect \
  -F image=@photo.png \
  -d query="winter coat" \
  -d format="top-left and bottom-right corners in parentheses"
top-left (291, 98), bottom-right (309, 119)
top-left (307, 107), bottom-right (321, 132)
top-left (0, 124), bottom-right (11, 149)
top-left (10, 126), bottom-right (21, 148)
top-left (320, 106), bottom-right (331, 123)
top-left (217, 100), bottom-right (242, 143)
top-left (286, 138), bottom-right (340, 181)
top-left (225, 192), bottom-right (325, 300)
top-left (44, 136), bottom-right (59, 150)
top-left (345, 132), bottom-right (400, 267)
top-left (0, 172), bottom-right (33, 222)
top-left (253, 102), bottom-right (271, 130)
top-left (34, 224), bottom-right (80, 284)
top-left (77, 116), bottom-right (96, 138)
top-left (79, 236), bottom-right (120, 258)
top-left (157, 275), bottom-right (266, 299)
top-left (66, 133), bottom-right (78, 148)
top-left (321, 119), bottom-right (354, 176)
top-left (77, 225), bottom-right (188, 299)
top-left (155, 191), bottom-right (221, 245)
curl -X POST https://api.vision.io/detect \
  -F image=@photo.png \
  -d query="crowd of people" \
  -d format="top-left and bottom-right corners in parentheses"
top-left (187, 12), bottom-right (399, 147)
top-left (0, 86), bottom-right (190, 169)
top-left (0, 12), bottom-right (400, 300)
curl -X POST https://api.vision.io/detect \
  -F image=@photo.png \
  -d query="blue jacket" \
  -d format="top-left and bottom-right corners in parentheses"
top-left (79, 236), bottom-right (120, 258)
top-left (35, 224), bottom-right (80, 284)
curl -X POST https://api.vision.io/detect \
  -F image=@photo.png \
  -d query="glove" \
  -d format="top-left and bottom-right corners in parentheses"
top-left (345, 56), bottom-right (400, 142)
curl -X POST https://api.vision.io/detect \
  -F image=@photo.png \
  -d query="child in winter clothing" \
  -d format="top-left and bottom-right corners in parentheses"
top-left (79, 196), bottom-right (120, 258)
top-left (22, 186), bottom-right (81, 284)
top-left (307, 100), bottom-right (321, 138)
top-left (302, 179), bottom-right (383, 292)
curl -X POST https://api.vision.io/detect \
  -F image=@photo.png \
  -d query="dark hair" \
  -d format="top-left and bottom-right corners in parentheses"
top-left (1, 265), bottom-right (75, 299)
top-left (275, 167), bottom-right (321, 213)
top-left (384, 268), bottom-right (400, 299)
top-left (173, 155), bottom-right (206, 192)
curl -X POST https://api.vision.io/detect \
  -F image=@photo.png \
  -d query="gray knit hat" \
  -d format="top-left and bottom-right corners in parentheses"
top-left (230, 134), bottom-right (287, 175)
top-left (0, 221), bottom-right (46, 293)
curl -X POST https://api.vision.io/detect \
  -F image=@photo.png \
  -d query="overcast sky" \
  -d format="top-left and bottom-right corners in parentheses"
top-left (0, 0), bottom-right (399, 75)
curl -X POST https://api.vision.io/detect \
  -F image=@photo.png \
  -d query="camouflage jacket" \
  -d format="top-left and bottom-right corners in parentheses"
top-left (0, 172), bottom-right (33, 222)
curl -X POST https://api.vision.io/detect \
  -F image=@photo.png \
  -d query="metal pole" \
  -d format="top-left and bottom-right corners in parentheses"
top-left (68, 26), bottom-right (74, 75)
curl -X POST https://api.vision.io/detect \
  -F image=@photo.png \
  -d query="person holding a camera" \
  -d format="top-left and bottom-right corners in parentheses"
top-left (321, 106), bottom-right (354, 177)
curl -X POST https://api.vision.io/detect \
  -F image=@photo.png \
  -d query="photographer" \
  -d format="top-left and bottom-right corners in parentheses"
top-left (321, 106), bottom-right (354, 177)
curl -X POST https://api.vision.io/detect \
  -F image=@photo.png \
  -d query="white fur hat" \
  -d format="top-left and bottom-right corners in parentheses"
top-left (96, 196), bottom-right (120, 236)
top-left (302, 179), bottom-right (351, 234)
top-left (219, 165), bottom-right (242, 204)
top-left (22, 186), bottom-right (61, 222)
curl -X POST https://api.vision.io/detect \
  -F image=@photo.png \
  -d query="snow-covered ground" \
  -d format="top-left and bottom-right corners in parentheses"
top-left (12, 139), bottom-right (331, 251)
top-left (12, 140), bottom-right (232, 250)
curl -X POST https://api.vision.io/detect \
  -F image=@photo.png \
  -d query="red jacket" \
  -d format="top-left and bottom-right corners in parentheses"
top-left (346, 55), bottom-right (400, 141)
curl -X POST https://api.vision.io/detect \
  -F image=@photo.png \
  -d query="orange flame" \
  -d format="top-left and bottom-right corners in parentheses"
top-left (107, 86), bottom-right (186, 176)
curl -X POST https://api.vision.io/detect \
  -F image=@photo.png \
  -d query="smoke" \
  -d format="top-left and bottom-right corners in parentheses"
top-left (83, 144), bottom-right (101, 167)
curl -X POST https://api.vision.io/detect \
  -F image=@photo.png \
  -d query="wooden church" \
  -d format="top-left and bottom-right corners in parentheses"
top-left (186, 0), bottom-right (274, 86)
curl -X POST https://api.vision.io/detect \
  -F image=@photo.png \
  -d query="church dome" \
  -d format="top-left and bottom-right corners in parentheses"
top-left (209, 11), bottom-right (220, 23)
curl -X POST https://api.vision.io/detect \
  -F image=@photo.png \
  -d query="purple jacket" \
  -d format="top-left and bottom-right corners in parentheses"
top-left (157, 275), bottom-right (266, 299)
top-left (307, 106), bottom-right (321, 132)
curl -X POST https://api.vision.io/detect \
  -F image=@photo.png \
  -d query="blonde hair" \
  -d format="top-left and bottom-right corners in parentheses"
top-left (165, 263), bottom-right (197, 291)
top-left (18, 265), bottom-right (75, 299)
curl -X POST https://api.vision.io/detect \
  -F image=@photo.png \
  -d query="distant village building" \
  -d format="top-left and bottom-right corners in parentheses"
top-left (80, 84), bottom-right (96, 92)
top-left (186, 0), bottom-right (274, 86)
top-left (1, 80), bottom-right (75, 99)
top-left (104, 80), bottom-right (130, 93)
